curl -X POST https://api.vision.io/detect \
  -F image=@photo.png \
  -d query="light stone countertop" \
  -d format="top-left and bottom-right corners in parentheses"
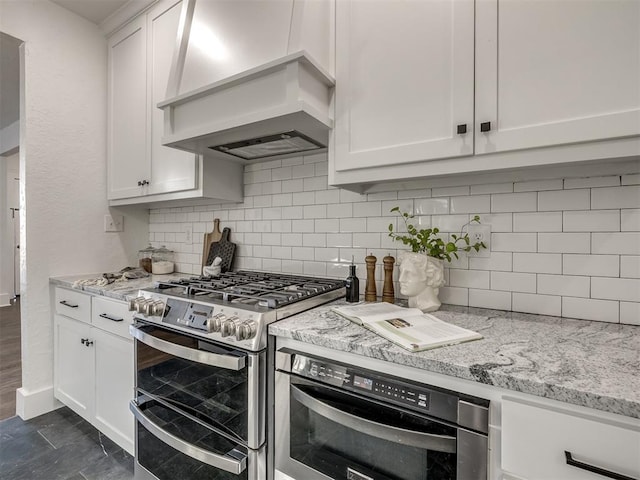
top-left (269, 301), bottom-right (640, 419)
top-left (50, 272), bottom-right (187, 301)
top-left (51, 274), bottom-right (640, 419)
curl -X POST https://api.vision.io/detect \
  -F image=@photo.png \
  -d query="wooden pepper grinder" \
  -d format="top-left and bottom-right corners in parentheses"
top-left (365, 254), bottom-right (377, 301)
top-left (382, 254), bottom-right (395, 303)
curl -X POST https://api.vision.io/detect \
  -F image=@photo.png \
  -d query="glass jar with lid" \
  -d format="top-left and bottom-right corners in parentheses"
top-left (151, 245), bottom-right (175, 274)
top-left (138, 244), bottom-right (155, 273)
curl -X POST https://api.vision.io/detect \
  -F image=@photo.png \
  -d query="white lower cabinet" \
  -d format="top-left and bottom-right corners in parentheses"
top-left (53, 291), bottom-right (135, 455)
top-left (501, 396), bottom-right (640, 480)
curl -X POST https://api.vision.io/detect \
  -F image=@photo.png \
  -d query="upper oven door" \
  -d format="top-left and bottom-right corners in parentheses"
top-left (275, 371), bottom-right (487, 480)
top-left (130, 322), bottom-right (265, 449)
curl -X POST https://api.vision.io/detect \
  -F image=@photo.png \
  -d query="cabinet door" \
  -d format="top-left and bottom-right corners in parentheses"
top-left (54, 314), bottom-right (94, 421)
top-left (108, 16), bottom-right (149, 200)
top-left (333, 0), bottom-right (474, 172)
top-left (475, 0), bottom-right (640, 154)
top-left (93, 328), bottom-right (134, 455)
top-left (147, 0), bottom-right (198, 196)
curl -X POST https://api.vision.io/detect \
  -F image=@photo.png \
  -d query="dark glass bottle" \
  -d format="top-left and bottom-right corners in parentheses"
top-left (345, 264), bottom-right (360, 302)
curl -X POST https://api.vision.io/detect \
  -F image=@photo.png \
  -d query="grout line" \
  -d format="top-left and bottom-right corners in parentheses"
top-left (37, 430), bottom-right (57, 449)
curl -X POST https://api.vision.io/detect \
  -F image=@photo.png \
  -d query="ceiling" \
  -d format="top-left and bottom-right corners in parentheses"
top-left (49, 0), bottom-right (130, 25)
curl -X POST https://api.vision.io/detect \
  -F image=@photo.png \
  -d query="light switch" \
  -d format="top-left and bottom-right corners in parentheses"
top-left (104, 214), bottom-right (124, 232)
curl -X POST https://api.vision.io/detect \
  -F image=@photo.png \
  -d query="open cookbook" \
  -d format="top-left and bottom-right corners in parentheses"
top-left (331, 302), bottom-right (482, 352)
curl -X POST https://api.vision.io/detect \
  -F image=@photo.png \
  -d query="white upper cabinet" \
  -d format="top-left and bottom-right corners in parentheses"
top-left (147, 0), bottom-right (198, 196)
top-left (107, 0), bottom-right (243, 206)
top-left (330, 0), bottom-right (640, 187)
top-left (475, 0), bottom-right (640, 155)
top-left (108, 16), bottom-right (148, 200)
top-left (333, 0), bottom-right (474, 171)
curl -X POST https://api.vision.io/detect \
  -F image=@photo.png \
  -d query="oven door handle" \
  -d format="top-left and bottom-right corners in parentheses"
top-left (291, 385), bottom-right (457, 453)
top-left (129, 325), bottom-right (245, 370)
top-left (130, 400), bottom-right (247, 474)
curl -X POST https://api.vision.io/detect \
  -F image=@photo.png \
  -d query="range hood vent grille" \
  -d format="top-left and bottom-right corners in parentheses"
top-left (209, 130), bottom-right (324, 160)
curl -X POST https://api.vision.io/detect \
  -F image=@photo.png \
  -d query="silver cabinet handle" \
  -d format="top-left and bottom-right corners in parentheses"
top-left (59, 300), bottom-right (79, 308)
top-left (129, 325), bottom-right (245, 371)
top-left (99, 313), bottom-right (123, 322)
top-left (291, 385), bottom-right (456, 453)
top-left (130, 400), bottom-right (247, 474)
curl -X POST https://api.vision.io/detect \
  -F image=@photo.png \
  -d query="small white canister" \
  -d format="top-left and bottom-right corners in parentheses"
top-left (151, 245), bottom-right (174, 274)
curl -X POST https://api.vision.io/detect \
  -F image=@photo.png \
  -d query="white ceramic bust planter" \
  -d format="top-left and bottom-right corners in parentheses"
top-left (398, 252), bottom-right (446, 312)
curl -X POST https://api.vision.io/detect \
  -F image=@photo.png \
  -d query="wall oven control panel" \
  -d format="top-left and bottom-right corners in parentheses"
top-left (289, 353), bottom-right (465, 419)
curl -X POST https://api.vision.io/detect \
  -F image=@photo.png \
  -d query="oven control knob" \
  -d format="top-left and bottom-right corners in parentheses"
top-left (206, 314), bottom-right (226, 333)
top-left (136, 299), bottom-right (152, 314)
top-left (235, 321), bottom-right (257, 341)
top-left (128, 296), bottom-right (146, 312)
top-left (220, 318), bottom-right (238, 337)
top-left (149, 301), bottom-right (165, 316)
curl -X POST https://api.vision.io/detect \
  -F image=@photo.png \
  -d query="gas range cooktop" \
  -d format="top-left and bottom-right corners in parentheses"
top-left (129, 271), bottom-right (346, 351)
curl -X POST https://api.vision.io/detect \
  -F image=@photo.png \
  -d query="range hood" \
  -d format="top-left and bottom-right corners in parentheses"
top-left (158, 0), bottom-right (334, 162)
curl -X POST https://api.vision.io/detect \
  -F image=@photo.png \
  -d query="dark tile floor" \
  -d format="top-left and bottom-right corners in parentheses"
top-left (0, 406), bottom-right (134, 480)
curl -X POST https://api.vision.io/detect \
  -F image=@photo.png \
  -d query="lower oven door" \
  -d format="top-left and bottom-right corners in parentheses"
top-left (131, 395), bottom-right (265, 480)
top-left (275, 371), bottom-right (487, 480)
top-left (131, 322), bottom-right (264, 449)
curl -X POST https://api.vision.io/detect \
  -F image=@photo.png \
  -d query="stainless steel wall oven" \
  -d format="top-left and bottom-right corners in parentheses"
top-left (127, 271), bottom-right (345, 480)
top-left (275, 349), bottom-right (490, 480)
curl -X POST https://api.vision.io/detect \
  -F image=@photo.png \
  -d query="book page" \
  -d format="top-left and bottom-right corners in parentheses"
top-left (332, 303), bottom-right (423, 323)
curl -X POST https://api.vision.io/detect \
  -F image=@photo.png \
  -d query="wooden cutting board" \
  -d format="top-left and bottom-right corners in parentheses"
top-left (201, 219), bottom-right (223, 268)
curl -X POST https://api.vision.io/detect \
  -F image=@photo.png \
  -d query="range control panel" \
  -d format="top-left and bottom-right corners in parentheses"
top-left (291, 354), bottom-right (441, 415)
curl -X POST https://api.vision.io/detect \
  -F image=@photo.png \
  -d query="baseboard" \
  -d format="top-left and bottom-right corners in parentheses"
top-left (0, 293), bottom-right (10, 307)
top-left (16, 386), bottom-right (63, 420)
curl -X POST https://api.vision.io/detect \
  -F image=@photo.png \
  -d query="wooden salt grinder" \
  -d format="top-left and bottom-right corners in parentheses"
top-left (382, 255), bottom-right (395, 303)
top-left (365, 254), bottom-right (377, 301)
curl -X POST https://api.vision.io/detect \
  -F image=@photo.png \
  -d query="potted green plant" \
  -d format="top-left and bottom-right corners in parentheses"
top-left (387, 207), bottom-right (488, 312)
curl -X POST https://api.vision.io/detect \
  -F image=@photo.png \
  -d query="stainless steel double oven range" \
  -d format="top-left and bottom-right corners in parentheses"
top-left (127, 271), bottom-right (345, 480)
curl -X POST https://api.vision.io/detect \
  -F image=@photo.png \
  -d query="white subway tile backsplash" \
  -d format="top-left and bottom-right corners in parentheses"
top-left (620, 302), bottom-right (640, 325)
top-left (469, 289), bottom-right (512, 310)
top-left (149, 155), bottom-right (640, 323)
top-left (451, 195), bottom-right (490, 214)
top-left (415, 198), bottom-right (449, 215)
top-left (449, 270), bottom-right (490, 289)
top-left (514, 179), bottom-right (563, 192)
top-left (470, 183), bottom-right (513, 195)
top-left (512, 293), bottom-right (562, 316)
top-left (432, 186), bottom-right (469, 197)
top-left (592, 185), bottom-right (640, 209)
top-left (562, 297), bottom-right (619, 323)
top-left (621, 209), bottom-right (640, 231)
top-left (563, 210), bottom-right (620, 232)
top-left (538, 233), bottom-right (590, 253)
top-left (491, 271), bottom-right (536, 293)
top-left (513, 212), bottom-right (562, 232)
top-left (621, 256), bottom-right (640, 278)
top-left (438, 287), bottom-right (469, 305)
top-left (492, 192), bottom-right (537, 213)
top-left (563, 254), bottom-right (619, 277)
top-left (622, 174), bottom-right (640, 186)
top-left (492, 233), bottom-right (537, 252)
top-left (354, 202), bottom-right (382, 217)
top-left (538, 274), bottom-right (590, 297)
top-left (538, 189), bottom-right (589, 211)
top-left (563, 176), bottom-right (620, 189)
top-left (469, 252), bottom-right (513, 271)
top-left (592, 232), bottom-right (640, 255)
top-left (592, 277), bottom-right (640, 302)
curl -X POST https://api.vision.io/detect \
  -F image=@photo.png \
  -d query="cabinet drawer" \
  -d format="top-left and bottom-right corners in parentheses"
top-left (55, 288), bottom-right (91, 323)
top-left (502, 396), bottom-right (640, 480)
top-left (92, 297), bottom-right (134, 339)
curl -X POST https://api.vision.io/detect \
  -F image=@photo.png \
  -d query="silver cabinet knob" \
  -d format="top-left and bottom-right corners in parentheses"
top-left (235, 321), bottom-right (257, 341)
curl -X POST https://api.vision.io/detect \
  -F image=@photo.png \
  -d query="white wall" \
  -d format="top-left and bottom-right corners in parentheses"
top-left (149, 154), bottom-right (640, 326)
top-left (0, 0), bottom-right (149, 419)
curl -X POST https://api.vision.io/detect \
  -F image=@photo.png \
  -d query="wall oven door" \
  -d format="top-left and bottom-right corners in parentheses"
top-left (275, 350), bottom-right (488, 480)
top-left (130, 322), bottom-right (265, 480)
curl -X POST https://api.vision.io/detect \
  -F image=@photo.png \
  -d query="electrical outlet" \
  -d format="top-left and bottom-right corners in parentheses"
top-left (185, 225), bottom-right (193, 245)
top-left (467, 224), bottom-right (491, 257)
top-left (104, 214), bottom-right (123, 232)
